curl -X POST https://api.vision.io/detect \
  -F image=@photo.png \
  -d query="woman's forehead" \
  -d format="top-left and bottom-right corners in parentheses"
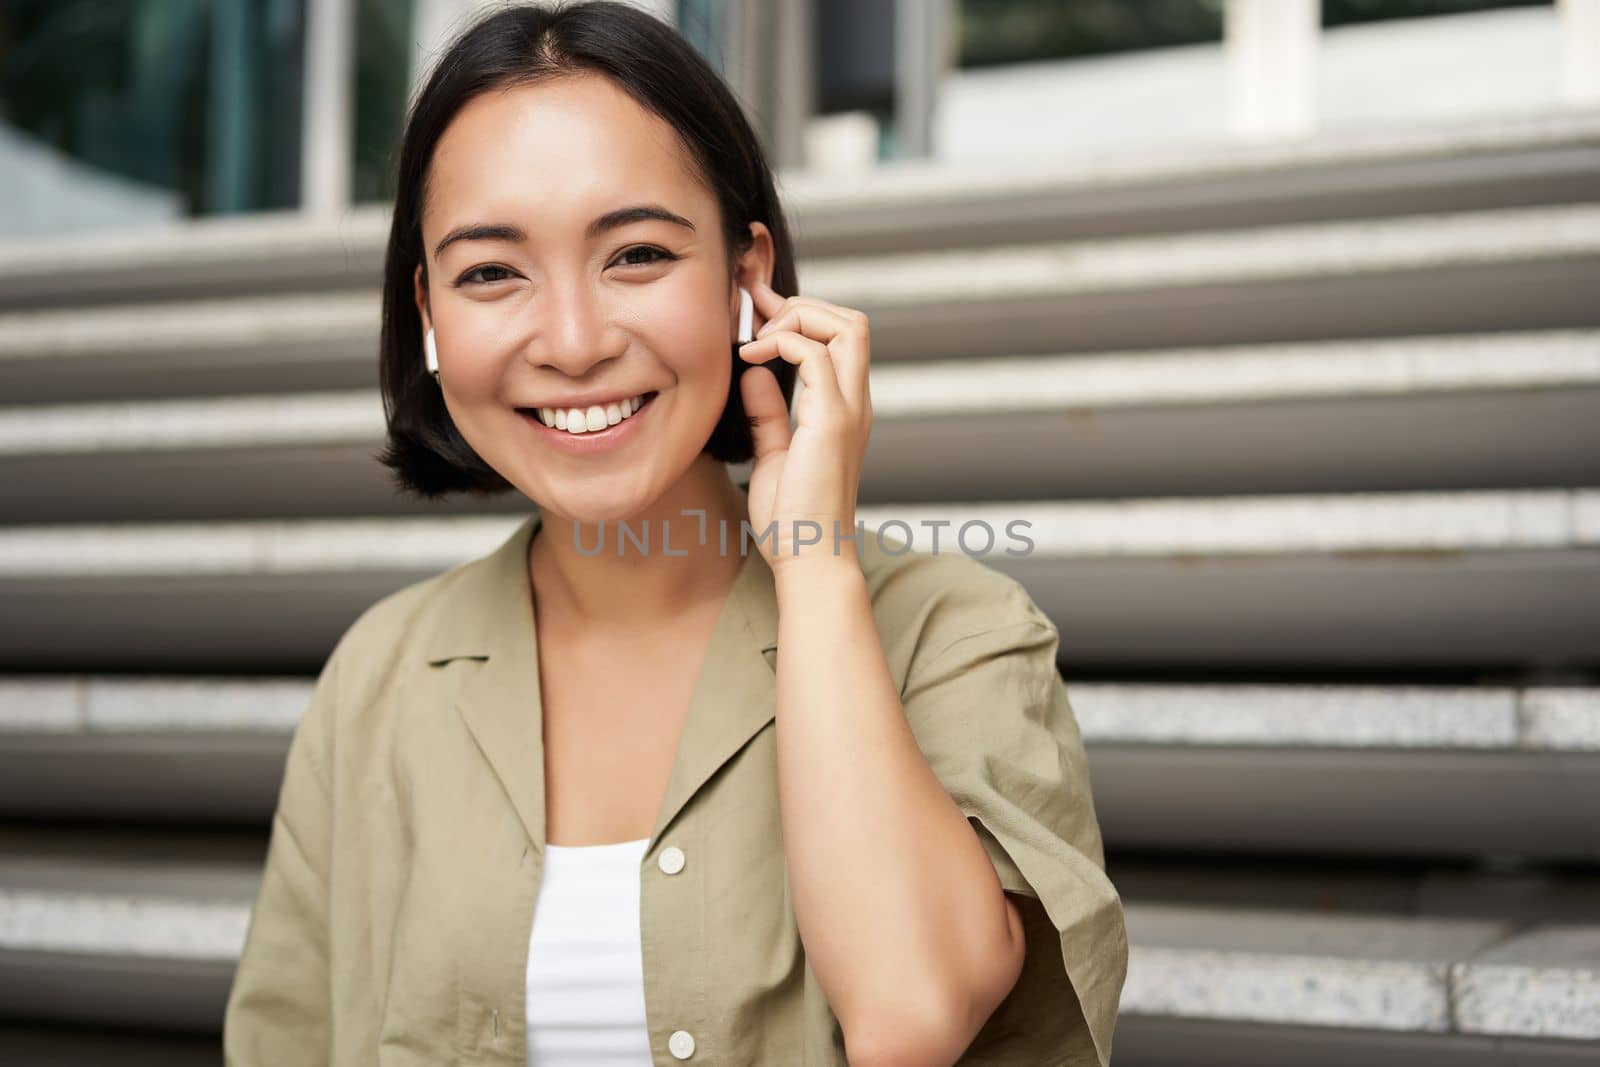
top-left (427, 75), bottom-right (708, 225)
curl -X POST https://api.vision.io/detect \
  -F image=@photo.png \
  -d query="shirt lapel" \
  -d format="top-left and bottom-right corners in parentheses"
top-left (425, 511), bottom-right (781, 857)
top-left (652, 520), bottom-right (780, 848)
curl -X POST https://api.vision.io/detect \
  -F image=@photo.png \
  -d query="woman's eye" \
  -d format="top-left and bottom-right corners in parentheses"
top-left (615, 245), bottom-right (675, 268)
top-left (458, 264), bottom-right (514, 286)
top-left (455, 248), bottom-right (674, 286)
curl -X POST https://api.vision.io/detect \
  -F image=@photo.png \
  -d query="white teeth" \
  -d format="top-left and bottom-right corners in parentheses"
top-left (537, 393), bottom-right (648, 435)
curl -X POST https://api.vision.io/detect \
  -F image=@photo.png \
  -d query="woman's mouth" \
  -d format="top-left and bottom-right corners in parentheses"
top-left (517, 391), bottom-right (659, 449)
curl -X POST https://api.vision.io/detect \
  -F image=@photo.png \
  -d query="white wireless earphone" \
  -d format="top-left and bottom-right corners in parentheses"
top-left (424, 327), bottom-right (440, 381)
top-left (737, 286), bottom-right (754, 344)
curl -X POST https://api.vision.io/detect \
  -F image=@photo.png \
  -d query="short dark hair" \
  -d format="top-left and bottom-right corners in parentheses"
top-left (376, 0), bottom-right (800, 499)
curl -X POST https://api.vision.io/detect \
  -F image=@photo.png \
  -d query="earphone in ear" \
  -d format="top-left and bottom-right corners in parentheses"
top-left (736, 286), bottom-right (754, 345)
top-left (424, 327), bottom-right (439, 380)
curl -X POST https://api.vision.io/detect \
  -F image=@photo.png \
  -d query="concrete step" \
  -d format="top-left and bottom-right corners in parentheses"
top-left (3, 203), bottom-right (1598, 404)
top-left (1119, 904), bottom-right (1589, 1037)
top-left (0, 672), bottom-right (306, 822)
top-left (0, 832), bottom-right (1593, 1058)
top-left (0, 490), bottom-right (1594, 671)
top-left (866, 330), bottom-right (1600, 502)
top-left (0, 1022), bottom-right (217, 1065)
top-left (2, 331), bottom-right (1596, 521)
top-left (0, 828), bottom-right (258, 1034)
top-left (3, 111), bottom-right (1597, 310)
top-left (3, 677), bottom-right (1594, 860)
top-left (0, 291), bottom-right (379, 403)
top-left (1114, 1017), bottom-right (1597, 1067)
top-left (860, 488), bottom-right (1600, 670)
top-left (1075, 683), bottom-right (1600, 861)
top-left (807, 202), bottom-right (1600, 361)
top-left (1105, 857), bottom-right (1600, 927)
top-left (1114, 904), bottom-right (1600, 1066)
top-left (785, 109), bottom-right (1600, 256)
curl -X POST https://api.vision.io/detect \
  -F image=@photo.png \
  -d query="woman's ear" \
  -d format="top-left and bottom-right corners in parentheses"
top-left (413, 262), bottom-right (431, 333)
top-left (735, 221), bottom-right (776, 292)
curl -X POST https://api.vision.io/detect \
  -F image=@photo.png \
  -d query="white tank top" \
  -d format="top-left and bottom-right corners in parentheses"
top-left (526, 837), bottom-right (654, 1066)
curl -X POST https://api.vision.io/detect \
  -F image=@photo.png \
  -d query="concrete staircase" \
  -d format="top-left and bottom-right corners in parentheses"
top-left (1, 109), bottom-right (1597, 1062)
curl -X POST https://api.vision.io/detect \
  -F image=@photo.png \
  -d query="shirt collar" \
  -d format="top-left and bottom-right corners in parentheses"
top-left (423, 510), bottom-right (781, 857)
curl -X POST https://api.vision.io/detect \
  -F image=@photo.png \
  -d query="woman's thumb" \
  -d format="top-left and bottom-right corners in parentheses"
top-left (739, 362), bottom-right (791, 461)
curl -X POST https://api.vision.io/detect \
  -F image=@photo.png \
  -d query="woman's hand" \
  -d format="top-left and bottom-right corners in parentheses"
top-left (737, 277), bottom-right (873, 571)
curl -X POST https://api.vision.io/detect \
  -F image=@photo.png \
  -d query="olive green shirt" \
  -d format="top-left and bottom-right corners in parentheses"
top-left (222, 512), bottom-right (1127, 1065)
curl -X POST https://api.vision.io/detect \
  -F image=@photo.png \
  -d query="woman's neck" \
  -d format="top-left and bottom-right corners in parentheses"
top-left (527, 458), bottom-right (752, 638)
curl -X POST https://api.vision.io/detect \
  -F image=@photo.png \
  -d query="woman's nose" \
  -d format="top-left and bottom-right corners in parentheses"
top-left (524, 279), bottom-right (620, 375)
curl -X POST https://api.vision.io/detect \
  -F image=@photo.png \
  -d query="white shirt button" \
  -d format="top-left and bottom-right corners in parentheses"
top-left (668, 1029), bottom-right (696, 1058)
top-left (658, 846), bottom-right (685, 875)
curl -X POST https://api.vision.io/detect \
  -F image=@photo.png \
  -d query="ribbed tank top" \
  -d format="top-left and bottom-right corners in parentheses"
top-left (525, 837), bottom-right (654, 1066)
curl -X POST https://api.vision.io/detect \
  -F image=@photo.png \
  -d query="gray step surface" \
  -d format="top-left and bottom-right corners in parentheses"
top-left (2, 106), bottom-right (1596, 1062)
top-left (1111, 1016), bottom-right (1600, 1067)
top-left (783, 109), bottom-right (1600, 256)
top-left (0, 492), bottom-right (1595, 671)
top-left (1079, 683), bottom-right (1600, 861)
top-left (808, 202), bottom-right (1600, 361)
top-left (1089, 745), bottom-right (1600, 861)
top-left (2, 331), bottom-right (1597, 521)
top-left (864, 330), bottom-right (1600, 502)
top-left (1114, 901), bottom-right (1600, 1065)
top-left (2, 677), bottom-right (1595, 859)
top-left (6, 677), bottom-right (1593, 750)
top-left (1, 834), bottom-right (1594, 1047)
top-left (0, 1023), bottom-right (219, 1065)
top-left (4, 204), bottom-right (1599, 404)
top-left (0, 828), bottom-right (263, 1034)
top-left (4, 110), bottom-right (1597, 310)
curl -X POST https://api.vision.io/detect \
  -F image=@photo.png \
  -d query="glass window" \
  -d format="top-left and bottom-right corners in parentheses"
top-left (1318, 0), bottom-right (1561, 129)
top-left (1322, 0), bottom-right (1550, 28)
top-left (353, 0), bottom-right (414, 204)
top-left (0, 0), bottom-right (306, 237)
top-left (938, 0), bottom-right (1229, 163)
top-left (958, 0), bottom-right (1225, 69)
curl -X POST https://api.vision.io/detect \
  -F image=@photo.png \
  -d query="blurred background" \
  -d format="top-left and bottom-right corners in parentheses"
top-left (0, 0), bottom-right (1596, 1062)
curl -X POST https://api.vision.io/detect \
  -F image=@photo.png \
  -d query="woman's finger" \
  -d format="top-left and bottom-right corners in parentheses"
top-left (739, 331), bottom-right (846, 414)
top-left (749, 282), bottom-right (869, 414)
top-left (739, 363), bottom-right (791, 464)
top-left (745, 278), bottom-right (788, 338)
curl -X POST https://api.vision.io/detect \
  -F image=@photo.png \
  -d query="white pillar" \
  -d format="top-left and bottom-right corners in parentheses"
top-left (411, 0), bottom-right (501, 101)
top-left (772, 0), bottom-right (816, 171)
top-left (411, 2), bottom-right (676, 100)
top-left (894, 0), bottom-right (955, 159)
top-left (1560, 0), bottom-right (1600, 105)
top-left (1225, 0), bottom-right (1319, 141)
top-left (722, 0), bottom-right (812, 172)
top-left (301, 0), bottom-right (353, 219)
top-left (625, 0), bottom-right (677, 24)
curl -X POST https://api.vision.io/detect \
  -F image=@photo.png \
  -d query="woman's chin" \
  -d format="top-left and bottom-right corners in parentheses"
top-left (533, 482), bottom-right (656, 527)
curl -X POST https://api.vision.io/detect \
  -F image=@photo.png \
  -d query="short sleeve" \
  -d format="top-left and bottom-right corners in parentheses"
top-left (900, 610), bottom-right (1127, 1067)
top-left (223, 643), bottom-right (340, 1065)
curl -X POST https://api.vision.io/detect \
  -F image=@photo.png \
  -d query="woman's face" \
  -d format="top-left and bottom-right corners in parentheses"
top-left (415, 72), bottom-right (771, 521)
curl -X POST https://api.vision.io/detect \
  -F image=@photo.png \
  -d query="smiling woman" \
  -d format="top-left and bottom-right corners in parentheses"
top-left (221, 4), bottom-right (1126, 1067)
top-left (377, 46), bottom-right (799, 519)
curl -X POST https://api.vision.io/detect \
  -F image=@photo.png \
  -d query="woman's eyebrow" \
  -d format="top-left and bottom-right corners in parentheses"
top-left (433, 204), bottom-right (695, 259)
